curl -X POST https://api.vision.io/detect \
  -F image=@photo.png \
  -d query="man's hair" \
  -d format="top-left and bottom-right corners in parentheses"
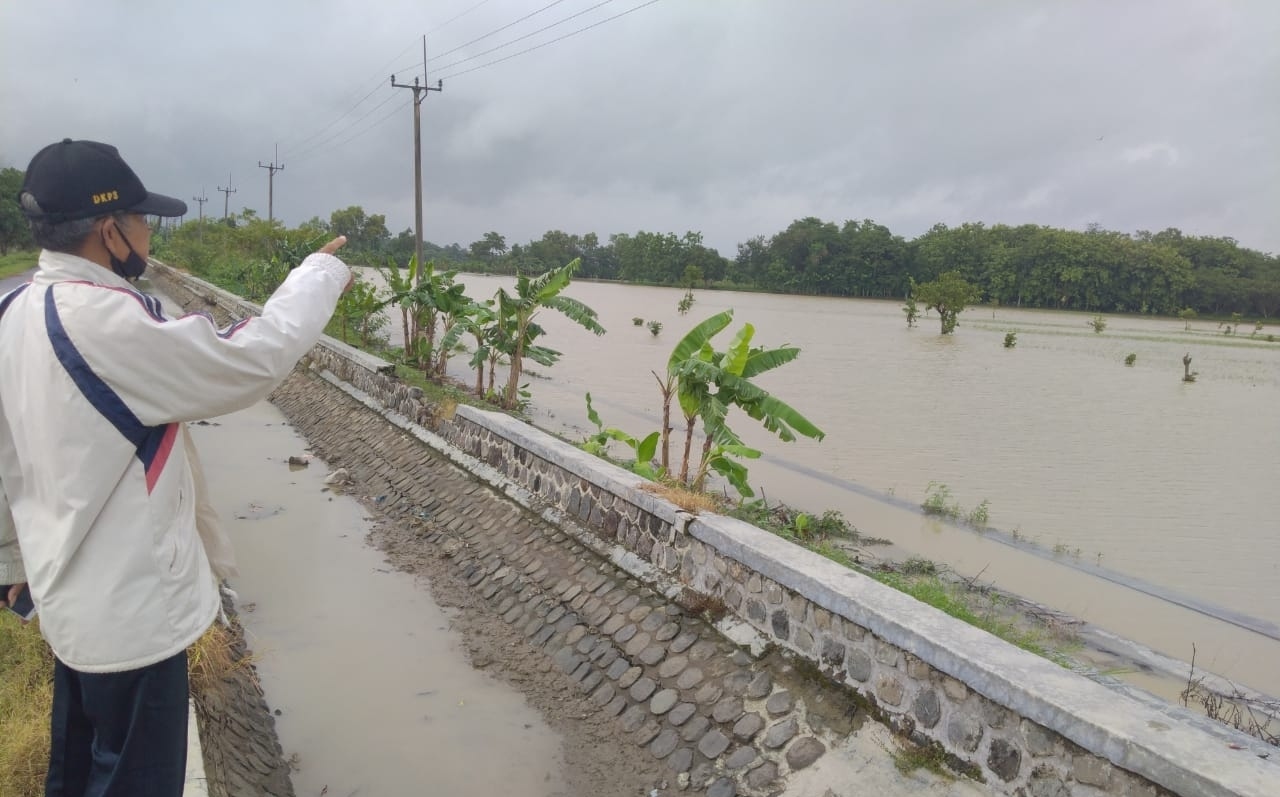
top-left (20, 193), bottom-right (128, 254)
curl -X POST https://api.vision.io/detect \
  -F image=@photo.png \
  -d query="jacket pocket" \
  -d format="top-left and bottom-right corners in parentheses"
top-left (164, 489), bottom-right (186, 570)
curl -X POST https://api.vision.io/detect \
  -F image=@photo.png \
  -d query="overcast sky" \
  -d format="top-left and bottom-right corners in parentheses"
top-left (2, 1), bottom-right (1277, 256)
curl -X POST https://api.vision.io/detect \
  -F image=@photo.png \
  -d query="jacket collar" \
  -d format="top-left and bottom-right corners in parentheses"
top-left (34, 250), bottom-right (140, 292)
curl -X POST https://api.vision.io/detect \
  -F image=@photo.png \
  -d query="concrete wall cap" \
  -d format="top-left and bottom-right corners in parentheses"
top-left (454, 405), bottom-right (680, 523)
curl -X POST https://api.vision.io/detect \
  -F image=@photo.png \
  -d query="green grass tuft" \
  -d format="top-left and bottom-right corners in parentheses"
top-left (0, 250), bottom-right (38, 281)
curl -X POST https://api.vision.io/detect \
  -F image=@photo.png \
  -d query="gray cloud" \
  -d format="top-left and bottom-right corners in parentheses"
top-left (3, 0), bottom-right (1276, 255)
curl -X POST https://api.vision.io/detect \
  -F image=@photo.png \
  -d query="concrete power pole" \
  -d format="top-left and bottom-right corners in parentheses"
top-left (258, 144), bottom-right (284, 224)
top-left (192, 187), bottom-right (209, 242)
top-left (391, 34), bottom-right (443, 281)
top-left (217, 173), bottom-right (237, 221)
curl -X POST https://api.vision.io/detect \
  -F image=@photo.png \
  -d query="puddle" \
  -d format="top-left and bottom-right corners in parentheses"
top-left (192, 402), bottom-right (570, 797)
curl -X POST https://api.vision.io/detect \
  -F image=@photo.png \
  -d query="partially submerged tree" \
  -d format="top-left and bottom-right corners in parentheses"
top-left (903, 283), bottom-right (920, 328)
top-left (911, 271), bottom-right (979, 334)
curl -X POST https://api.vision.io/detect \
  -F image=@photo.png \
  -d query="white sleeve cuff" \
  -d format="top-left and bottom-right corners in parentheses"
top-left (0, 559), bottom-right (26, 585)
top-left (300, 252), bottom-right (352, 291)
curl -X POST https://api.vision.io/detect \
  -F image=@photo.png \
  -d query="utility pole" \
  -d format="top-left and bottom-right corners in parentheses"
top-left (192, 187), bottom-right (209, 242)
top-left (217, 172), bottom-right (237, 221)
top-left (391, 34), bottom-right (443, 282)
top-left (258, 144), bottom-right (284, 224)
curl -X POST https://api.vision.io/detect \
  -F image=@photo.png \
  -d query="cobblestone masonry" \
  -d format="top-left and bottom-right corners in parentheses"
top-left (151, 263), bottom-right (1280, 797)
top-left (192, 597), bottom-right (295, 797)
top-left (270, 369), bottom-right (853, 796)
top-left (428, 415), bottom-right (1191, 797)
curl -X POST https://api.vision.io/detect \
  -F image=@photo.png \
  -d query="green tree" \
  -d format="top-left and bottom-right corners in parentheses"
top-left (841, 219), bottom-right (910, 298)
top-left (609, 230), bottom-right (725, 285)
top-left (0, 168), bottom-right (34, 255)
top-left (299, 216), bottom-right (330, 235)
top-left (912, 271), bottom-right (979, 334)
top-left (495, 259), bottom-right (605, 409)
top-left (469, 231), bottom-right (507, 261)
top-left (329, 205), bottom-right (390, 259)
top-left (729, 236), bottom-right (771, 287)
top-left (769, 217), bottom-right (845, 294)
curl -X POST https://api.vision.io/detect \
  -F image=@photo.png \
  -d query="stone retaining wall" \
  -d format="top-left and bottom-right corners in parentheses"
top-left (150, 262), bottom-right (1280, 797)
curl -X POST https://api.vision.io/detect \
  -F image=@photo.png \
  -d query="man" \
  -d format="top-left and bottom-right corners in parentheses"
top-left (0, 139), bottom-right (352, 796)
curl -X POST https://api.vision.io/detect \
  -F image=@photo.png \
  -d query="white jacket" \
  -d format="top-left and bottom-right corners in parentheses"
top-left (0, 249), bottom-right (349, 673)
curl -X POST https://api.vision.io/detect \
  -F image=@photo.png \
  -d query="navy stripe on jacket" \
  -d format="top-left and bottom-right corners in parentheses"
top-left (44, 286), bottom-right (176, 491)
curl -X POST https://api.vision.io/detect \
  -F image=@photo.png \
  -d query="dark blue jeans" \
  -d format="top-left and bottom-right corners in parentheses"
top-left (45, 650), bottom-right (189, 797)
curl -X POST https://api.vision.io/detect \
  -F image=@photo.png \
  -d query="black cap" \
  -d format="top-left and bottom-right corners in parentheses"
top-left (19, 139), bottom-right (187, 223)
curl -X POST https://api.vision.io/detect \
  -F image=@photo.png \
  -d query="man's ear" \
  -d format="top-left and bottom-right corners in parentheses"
top-left (100, 217), bottom-right (126, 257)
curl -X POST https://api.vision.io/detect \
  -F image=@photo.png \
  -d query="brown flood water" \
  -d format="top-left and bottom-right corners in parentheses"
top-left (191, 403), bottom-right (570, 797)
top-left (361, 271), bottom-right (1279, 698)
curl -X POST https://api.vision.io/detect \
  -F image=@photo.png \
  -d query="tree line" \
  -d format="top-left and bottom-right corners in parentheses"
top-left (416, 218), bottom-right (1280, 319)
top-left (3, 163), bottom-right (1275, 317)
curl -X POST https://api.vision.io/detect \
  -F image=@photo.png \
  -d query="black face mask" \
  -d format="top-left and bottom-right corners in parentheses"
top-left (104, 221), bottom-right (147, 280)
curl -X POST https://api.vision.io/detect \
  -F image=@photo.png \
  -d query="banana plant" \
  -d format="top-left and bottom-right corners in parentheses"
top-left (659, 309), bottom-right (824, 495)
top-left (439, 299), bottom-right (497, 396)
top-left (430, 278), bottom-right (473, 377)
top-left (334, 274), bottom-right (386, 347)
top-left (375, 257), bottom-right (459, 372)
top-left (495, 259), bottom-right (605, 409)
top-left (693, 427), bottom-right (760, 497)
top-left (582, 393), bottom-right (662, 479)
top-left (376, 256), bottom-right (415, 354)
top-left (653, 310), bottom-right (735, 474)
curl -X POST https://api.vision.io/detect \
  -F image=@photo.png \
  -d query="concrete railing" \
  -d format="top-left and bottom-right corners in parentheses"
top-left (150, 262), bottom-right (1280, 797)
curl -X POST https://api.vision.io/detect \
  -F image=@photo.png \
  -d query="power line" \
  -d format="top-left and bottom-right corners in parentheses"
top-left (436, 0), bottom-right (662, 81)
top-left (277, 0), bottom-right (653, 162)
top-left (393, 36), bottom-right (445, 277)
top-left (289, 91), bottom-right (400, 161)
top-left (217, 173), bottom-right (237, 220)
top-left (431, 0), bottom-right (618, 74)
top-left (284, 78), bottom-right (391, 154)
top-left (388, 58), bottom-right (426, 79)
top-left (258, 145), bottom-right (284, 224)
top-left (330, 97), bottom-right (411, 151)
top-left (192, 187), bottom-right (208, 241)
top-left (378, 0), bottom-right (587, 84)
top-left (429, 0), bottom-right (571, 62)
top-left (427, 0), bottom-right (494, 35)
top-left (272, 1), bottom-right (662, 194)
top-left (288, 96), bottom-right (410, 167)
top-left (278, 37), bottom-right (421, 152)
